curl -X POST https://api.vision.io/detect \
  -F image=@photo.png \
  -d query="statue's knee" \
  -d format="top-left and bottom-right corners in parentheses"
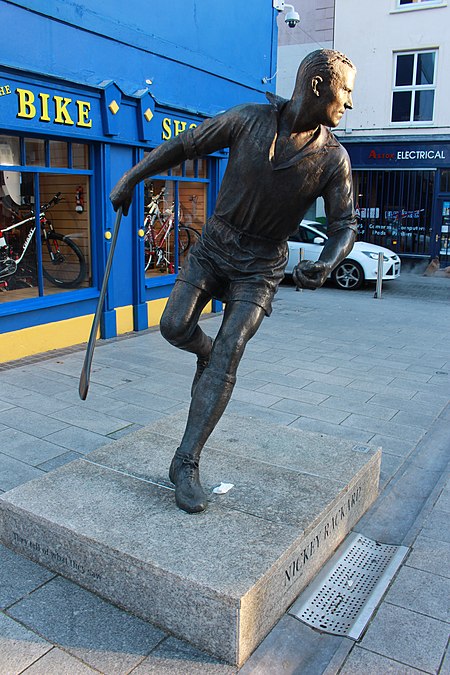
top-left (160, 313), bottom-right (185, 346)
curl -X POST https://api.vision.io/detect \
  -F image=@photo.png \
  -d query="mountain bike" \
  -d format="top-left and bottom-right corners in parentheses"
top-left (0, 192), bottom-right (87, 290)
top-left (143, 186), bottom-right (200, 273)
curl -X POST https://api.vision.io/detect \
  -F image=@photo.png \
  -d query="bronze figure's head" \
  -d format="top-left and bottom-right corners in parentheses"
top-left (293, 48), bottom-right (356, 128)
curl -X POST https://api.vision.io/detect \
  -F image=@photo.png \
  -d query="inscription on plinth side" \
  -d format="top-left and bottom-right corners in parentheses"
top-left (11, 531), bottom-right (103, 581)
top-left (237, 463), bottom-right (380, 666)
top-left (284, 485), bottom-right (362, 587)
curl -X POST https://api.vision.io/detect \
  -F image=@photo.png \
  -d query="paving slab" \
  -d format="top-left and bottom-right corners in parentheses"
top-left (48, 405), bottom-right (135, 436)
top-left (7, 576), bottom-right (165, 675)
top-left (0, 454), bottom-right (45, 492)
top-left (384, 565), bottom-right (450, 622)
top-left (0, 411), bottom-right (380, 666)
top-left (359, 602), bottom-right (449, 674)
top-left (0, 408), bottom-right (68, 438)
top-left (0, 612), bottom-right (52, 674)
top-left (2, 428), bottom-right (69, 466)
top-left (420, 508), bottom-right (450, 544)
top-left (0, 369), bottom-right (73, 395)
top-left (368, 435), bottom-right (414, 458)
top-left (0, 543), bottom-right (54, 609)
top-left (340, 645), bottom-right (425, 674)
top-left (441, 647), bottom-right (450, 675)
top-left (435, 483), bottom-right (450, 513)
top-left (238, 615), bottom-right (349, 675)
top-left (37, 451), bottom-right (84, 472)
top-left (43, 426), bottom-right (113, 454)
top-left (357, 466), bottom-right (442, 545)
top-left (133, 637), bottom-right (236, 674)
top-left (406, 533), bottom-right (450, 578)
top-left (22, 647), bottom-right (99, 674)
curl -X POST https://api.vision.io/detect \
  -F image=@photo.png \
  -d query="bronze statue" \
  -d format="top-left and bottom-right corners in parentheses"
top-left (110, 49), bottom-right (358, 514)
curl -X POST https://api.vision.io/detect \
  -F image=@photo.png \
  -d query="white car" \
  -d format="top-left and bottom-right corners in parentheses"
top-left (286, 221), bottom-right (401, 290)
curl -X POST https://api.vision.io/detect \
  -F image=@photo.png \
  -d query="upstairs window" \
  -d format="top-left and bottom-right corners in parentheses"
top-left (397, 0), bottom-right (446, 6)
top-left (391, 50), bottom-right (437, 124)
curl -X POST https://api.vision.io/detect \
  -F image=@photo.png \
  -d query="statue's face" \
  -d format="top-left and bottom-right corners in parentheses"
top-left (316, 62), bottom-right (356, 128)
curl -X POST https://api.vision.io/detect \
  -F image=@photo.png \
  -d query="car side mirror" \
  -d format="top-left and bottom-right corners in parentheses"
top-left (313, 236), bottom-right (325, 245)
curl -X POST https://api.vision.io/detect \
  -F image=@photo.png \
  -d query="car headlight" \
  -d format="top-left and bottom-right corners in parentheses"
top-left (361, 251), bottom-right (389, 262)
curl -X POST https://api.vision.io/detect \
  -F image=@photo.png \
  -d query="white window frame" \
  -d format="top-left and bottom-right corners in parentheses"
top-left (391, 50), bottom-right (437, 126)
top-left (393, 0), bottom-right (447, 12)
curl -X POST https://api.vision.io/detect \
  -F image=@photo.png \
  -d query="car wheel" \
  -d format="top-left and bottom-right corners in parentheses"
top-left (331, 260), bottom-right (365, 290)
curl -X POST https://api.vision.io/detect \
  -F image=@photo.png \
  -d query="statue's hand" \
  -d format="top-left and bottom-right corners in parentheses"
top-left (110, 174), bottom-right (134, 217)
top-left (292, 260), bottom-right (331, 290)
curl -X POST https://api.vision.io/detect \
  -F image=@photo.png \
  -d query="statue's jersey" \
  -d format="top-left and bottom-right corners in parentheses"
top-left (179, 94), bottom-right (357, 242)
top-left (142, 96), bottom-right (358, 313)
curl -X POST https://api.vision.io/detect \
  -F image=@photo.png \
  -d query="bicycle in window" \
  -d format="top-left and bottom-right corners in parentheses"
top-left (143, 186), bottom-right (200, 273)
top-left (0, 192), bottom-right (87, 290)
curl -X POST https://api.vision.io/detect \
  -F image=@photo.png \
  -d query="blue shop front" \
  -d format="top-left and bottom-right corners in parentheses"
top-left (342, 138), bottom-right (450, 264)
top-left (0, 1), bottom-right (277, 362)
top-left (0, 69), bottom-right (226, 361)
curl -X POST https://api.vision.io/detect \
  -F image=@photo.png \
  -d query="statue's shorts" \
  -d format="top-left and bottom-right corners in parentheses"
top-left (177, 215), bottom-right (288, 316)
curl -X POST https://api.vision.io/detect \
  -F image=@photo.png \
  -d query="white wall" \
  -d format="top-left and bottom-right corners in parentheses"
top-left (276, 0), bottom-right (334, 99)
top-left (334, 0), bottom-right (450, 138)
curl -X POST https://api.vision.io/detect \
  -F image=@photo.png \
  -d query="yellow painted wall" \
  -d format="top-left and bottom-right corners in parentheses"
top-left (0, 314), bottom-right (94, 363)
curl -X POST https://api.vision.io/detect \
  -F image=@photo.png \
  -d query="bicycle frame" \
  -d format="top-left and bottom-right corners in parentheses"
top-left (1, 191), bottom-right (87, 291)
top-left (143, 188), bottom-right (179, 272)
top-left (0, 212), bottom-right (43, 265)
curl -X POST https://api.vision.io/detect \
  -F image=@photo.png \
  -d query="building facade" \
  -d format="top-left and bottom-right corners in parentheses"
top-left (276, 0), bottom-right (335, 99)
top-left (277, 0), bottom-right (450, 265)
top-left (0, 0), bottom-right (278, 362)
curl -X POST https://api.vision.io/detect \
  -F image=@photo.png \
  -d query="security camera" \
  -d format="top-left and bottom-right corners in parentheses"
top-left (285, 8), bottom-right (300, 27)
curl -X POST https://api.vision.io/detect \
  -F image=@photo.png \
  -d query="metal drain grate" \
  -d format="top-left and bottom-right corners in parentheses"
top-left (289, 532), bottom-right (408, 639)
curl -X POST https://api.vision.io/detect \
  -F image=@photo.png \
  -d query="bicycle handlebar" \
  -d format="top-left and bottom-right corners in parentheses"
top-left (41, 192), bottom-right (62, 211)
top-left (145, 187), bottom-right (166, 212)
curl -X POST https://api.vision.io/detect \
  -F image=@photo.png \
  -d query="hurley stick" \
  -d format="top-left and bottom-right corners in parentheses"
top-left (79, 207), bottom-right (123, 400)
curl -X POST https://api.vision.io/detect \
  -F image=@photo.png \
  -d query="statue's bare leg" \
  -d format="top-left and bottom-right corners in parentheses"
top-left (164, 298), bottom-right (266, 513)
top-left (160, 280), bottom-right (213, 363)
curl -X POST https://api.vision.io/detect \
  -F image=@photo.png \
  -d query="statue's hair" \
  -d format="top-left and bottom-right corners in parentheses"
top-left (295, 49), bottom-right (356, 90)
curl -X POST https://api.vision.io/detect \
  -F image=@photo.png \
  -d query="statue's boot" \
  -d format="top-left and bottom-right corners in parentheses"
top-left (191, 336), bottom-right (213, 396)
top-left (169, 449), bottom-right (207, 513)
top-left (169, 370), bottom-right (236, 514)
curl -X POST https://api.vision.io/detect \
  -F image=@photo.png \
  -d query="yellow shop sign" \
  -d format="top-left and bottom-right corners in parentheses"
top-left (16, 87), bottom-right (93, 128)
top-left (161, 116), bottom-right (197, 140)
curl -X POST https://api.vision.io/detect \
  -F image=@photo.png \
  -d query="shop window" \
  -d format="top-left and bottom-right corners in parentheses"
top-left (25, 138), bottom-right (46, 166)
top-left (354, 170), bottom-right (435, 256)
top-left (50, 140), bottom-right (68, 168)
top-left (72, 143), bottom-right (90, 170)
top-left (0, 136), bottom-right (20, 166)
top-left (142, 157), bottom-right (209, 278)
top-left (440, 170), bottom-right (450, 192)
top-left (0, 135), bottom-right (92, 303)
top-left (391, 51), bottom-right (437, 123)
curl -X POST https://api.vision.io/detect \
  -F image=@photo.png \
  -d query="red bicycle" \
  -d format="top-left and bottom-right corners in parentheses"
top-left (143, 187), bottom-right (200, 273)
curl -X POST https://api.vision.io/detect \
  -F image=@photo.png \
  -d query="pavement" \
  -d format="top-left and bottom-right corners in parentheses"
top-left (0, 270), bottom-right (449, 675)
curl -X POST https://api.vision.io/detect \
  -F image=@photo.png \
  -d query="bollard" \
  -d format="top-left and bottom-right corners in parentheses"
top-left (374, 252), bottom-right (384, 299)
top-left (295, 247), bottom-right (305, 292)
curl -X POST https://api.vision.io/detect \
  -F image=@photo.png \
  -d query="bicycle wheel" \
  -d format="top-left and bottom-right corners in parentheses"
top-left (144, 240), bottom-right (155, 271)
top-left (42, 232), bottom-right (87, 288)
top-left (179, 226), bottom-right (200, 254)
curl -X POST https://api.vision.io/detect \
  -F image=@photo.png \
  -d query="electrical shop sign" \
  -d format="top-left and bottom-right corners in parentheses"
top-left (346, 142), bottom-right (450, 168)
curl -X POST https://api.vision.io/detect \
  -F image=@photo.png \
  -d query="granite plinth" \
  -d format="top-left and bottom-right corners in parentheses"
top-left (0, 411), bottom-right (381, 666)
